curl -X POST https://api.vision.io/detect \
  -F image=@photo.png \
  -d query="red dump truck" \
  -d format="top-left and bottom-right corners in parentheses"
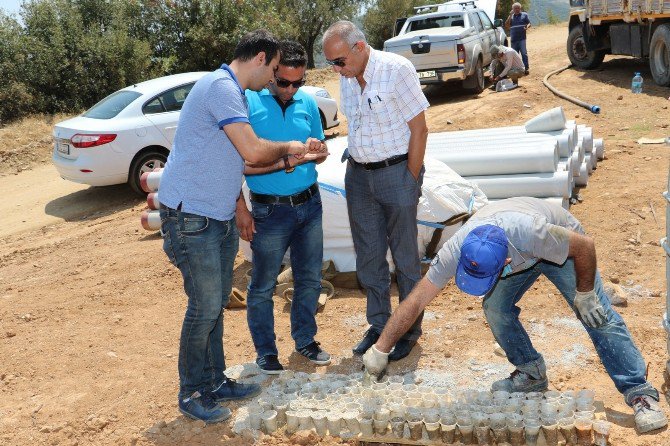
top-left (567, 0), bottom-right (670, 86)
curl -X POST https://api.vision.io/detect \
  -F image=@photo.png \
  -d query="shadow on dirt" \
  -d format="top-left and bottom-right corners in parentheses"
top-left (567, 56), bottom-right (670, 99)
top-left (423, 82), bottom-right (488, 106)
top-left (44, 184), bottom-right (142, 222)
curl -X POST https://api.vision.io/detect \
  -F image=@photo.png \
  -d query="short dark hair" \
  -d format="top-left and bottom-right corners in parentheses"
top-left (279, 40), bottom-right (307, 68)
top-left (233, 29), bottom-right (279, 66)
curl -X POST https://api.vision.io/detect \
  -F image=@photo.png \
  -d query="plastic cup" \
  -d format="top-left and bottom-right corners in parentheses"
top-left (440, 422), bottom-right (457, 444)
top-left (475, 425), bottom-right (492, 445)
top-left (373, 418), bottom-right (389, 436)
top-left (526, 391), bottom-right (543, 401)
top-left (525, 419), bottom-right (541, 446)
top-left (248, 405), bottom-right (263, 430)
top-left (390, 416), bottom-right (405, 438)
top-left (458, 424), bottom-right (474, 444)
top-left (359, 417), bottom-right (373, 436)
top-left (593, 420), bottom-right (611, 446)
top-left (574, 417), bottom-right (593, 446)
top-left (425, 421), bottom-right (440, 441)
top-left (343, 411), bottom-right (360, 435)
top-left (261, 410), bottom-right (278, 434)
top-left (285, 410), bottom-right (299, 434)
top-left (408, 420), bottom-right (423, 440)
top-left (326, 414), bottom-right (341, 437)
top-left (493, 390), bottom-right (510, 401)
top-left (542, 422), bottom-right (560, 446)
top-left (559, 417), bottom-right (577, 446)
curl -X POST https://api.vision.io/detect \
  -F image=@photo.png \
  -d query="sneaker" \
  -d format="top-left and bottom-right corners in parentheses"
top-left (632, 395), bottom-right (668, 433)
top-left (352, 328), bottom-right (380, 356)
top-left (296, 341), bottom-right (331, 365)
top-left (524, 69), bottom-right (529, 75)
top-left (211, 377), bottom-right (261, 402)
top-left (257, 354), bottom-right (284, 375)
top-left (179, 391), bottom-right (231, 424)
top-left (491, 370), bottom-right (548, 393)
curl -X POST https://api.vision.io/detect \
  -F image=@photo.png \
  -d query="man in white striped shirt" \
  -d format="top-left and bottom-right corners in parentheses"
top-left (322, 20), bottom-right (429, 361)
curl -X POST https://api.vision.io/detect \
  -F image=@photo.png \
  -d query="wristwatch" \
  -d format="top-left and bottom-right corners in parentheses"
top-left (283, 155), bottom-right (295, 173)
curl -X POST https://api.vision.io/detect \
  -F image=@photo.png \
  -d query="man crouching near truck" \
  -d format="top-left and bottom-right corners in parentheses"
top-left (489, 44), bottom-right (526, 88)
top-left (363, 197), bottom-right (668, 434)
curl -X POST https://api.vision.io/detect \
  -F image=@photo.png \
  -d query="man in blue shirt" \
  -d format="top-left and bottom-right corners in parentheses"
top-left (505, 2), bottom-right (531, 74)
top-left (237, 40), bottom-right (330, 374)
top-left (158, 30), bottom-right (320, 424)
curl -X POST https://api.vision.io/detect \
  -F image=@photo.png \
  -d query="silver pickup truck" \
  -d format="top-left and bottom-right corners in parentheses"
top-left (383, 1), bottom-right (507, 93)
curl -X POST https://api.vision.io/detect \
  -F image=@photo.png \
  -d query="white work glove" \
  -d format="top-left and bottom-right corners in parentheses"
top-left (573, 289), bottom-right (606, 328)
top-left (362, 345), bottom-right (389, 377)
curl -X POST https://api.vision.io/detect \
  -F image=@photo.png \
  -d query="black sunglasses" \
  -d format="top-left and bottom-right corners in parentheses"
top-left (274, 76), bottom-right (306, 88)
top-left (325, 43), bottom-right (357, 67)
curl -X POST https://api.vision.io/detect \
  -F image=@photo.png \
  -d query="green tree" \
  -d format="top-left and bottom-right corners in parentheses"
top-left (546, 8), bottom-right (561, 24)
top-left (362, 0), bottom-right (439, 50)
top-left (278, 0), bottom-right (361, 68)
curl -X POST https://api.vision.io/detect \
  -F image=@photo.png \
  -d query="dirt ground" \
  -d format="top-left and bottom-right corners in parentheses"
top-left (1, 24), bottom-right (670, 446)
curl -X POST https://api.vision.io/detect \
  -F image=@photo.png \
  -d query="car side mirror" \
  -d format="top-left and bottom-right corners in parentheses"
top-left (493, 19), bottom-right (503, 27)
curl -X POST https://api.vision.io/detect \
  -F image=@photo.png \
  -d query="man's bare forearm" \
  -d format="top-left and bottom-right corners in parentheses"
top-left (376, 278), bottom-right (440, 352)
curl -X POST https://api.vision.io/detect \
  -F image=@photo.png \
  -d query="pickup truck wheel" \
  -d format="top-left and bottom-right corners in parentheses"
top-left (649, 24), bottom-right (670, 86)
top-left (464, 59), bottom-right (485, 93)
top-left (567, 26), bottom-right (605, 69)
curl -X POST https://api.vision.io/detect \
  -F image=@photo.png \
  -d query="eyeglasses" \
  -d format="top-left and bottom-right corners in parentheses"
top-left (274, 76), bottom-right (306, 89)
top-left (325, 43), bottom-right (357, 67)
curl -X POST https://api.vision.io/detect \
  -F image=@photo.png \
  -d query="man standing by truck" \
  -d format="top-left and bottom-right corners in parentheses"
top-left (505, 2), bottom-right (531, 74)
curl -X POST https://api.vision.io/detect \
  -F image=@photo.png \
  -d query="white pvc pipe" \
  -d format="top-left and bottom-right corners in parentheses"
top-left (426, 145), bottom-right (558, 176)
top-left (594, 138), bottom-right (605, 160)
top-left (524, 107), bottom-right (567, 132)
top-left (489, 196), bottom-right (569, 209)
top-left (575, 163), bottom-right (589, 187)
top-left (464, 170), bottom-right (572, 199)
top-left (141, 210), bottom-right (161, 231)
top-left (585, 153), bottom-right (596, 171)
top-left (558, 156), bottom-right (572, 174)
top-left (147, 192), bottom-right (160, 210)
top-left (140, 170), bottom-right (163, 193)
top-left (428, 131), bottom-right (574, 157)
top-left (577, 125), bottom-right (594, 153)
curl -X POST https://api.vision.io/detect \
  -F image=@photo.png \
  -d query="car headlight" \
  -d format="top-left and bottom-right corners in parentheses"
top-left (314, 89), bottom-right (331, 98)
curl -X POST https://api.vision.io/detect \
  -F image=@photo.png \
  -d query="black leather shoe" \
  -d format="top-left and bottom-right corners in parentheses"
top-left (352, 328), bottom-right (380, 355)
top-left (388, 339), bottom-right (417, 362)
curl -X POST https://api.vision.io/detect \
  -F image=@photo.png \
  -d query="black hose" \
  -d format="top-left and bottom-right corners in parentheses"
top-left (543, 64), bottom-right (601, 114)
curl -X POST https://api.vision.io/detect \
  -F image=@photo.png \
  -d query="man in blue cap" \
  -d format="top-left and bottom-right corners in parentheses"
top-left (363, 197), bottom-right (667, 434)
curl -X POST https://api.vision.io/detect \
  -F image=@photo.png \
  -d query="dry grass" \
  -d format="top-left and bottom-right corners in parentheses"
top-left (0, 113), bottom-right (74, 176)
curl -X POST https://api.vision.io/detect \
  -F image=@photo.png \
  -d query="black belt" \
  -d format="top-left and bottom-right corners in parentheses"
top-left (250, 183), bottom-right (318, 206)
top-left (349, 153), bottom-right (408, 170)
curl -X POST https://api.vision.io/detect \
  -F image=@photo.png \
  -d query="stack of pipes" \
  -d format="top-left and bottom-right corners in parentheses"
top-left (138, 107), bottom-right (606, 230)
top-left (425, 107), bottom-right (605, 208)
top-left (140, 170), bottom-right (163, 231)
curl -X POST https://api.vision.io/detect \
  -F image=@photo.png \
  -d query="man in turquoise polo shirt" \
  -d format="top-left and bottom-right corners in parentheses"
top-left (237, 40), bottom-right (331, 374)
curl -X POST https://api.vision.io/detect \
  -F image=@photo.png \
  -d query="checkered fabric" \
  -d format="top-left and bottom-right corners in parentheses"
top-left (340, 48), bottom-right (429, 163)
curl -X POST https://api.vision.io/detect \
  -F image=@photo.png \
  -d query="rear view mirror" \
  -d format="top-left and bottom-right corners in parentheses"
top-left (493, 19), bottom-right (503, 27)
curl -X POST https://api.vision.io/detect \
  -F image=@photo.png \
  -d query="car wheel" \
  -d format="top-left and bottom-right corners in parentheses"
top-left (129, 148), bottom-right (167, 195)
top-left (464, 58), bottom-right (485, 93)
top-left (649, 24), bottom-right (670, 86)
top-left (567, 26), bottom-right (605, 70)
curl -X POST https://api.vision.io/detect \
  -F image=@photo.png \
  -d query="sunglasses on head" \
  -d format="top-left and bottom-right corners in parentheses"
top-left (274, 76), bottom-right (306, 88)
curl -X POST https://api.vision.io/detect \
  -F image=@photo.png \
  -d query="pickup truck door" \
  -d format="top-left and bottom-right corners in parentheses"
top-left (469, 13), bottom-right (489, 65)
top-left (477, 11), bottom-right (498, 66)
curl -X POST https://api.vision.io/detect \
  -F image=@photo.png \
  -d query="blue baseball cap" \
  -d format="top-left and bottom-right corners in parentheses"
top-left (455, 224), bottom-right (509, 296)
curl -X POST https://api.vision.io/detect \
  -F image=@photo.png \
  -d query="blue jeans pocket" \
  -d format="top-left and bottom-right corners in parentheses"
top-left (180, 214), bottom-right (209, 235)
top-left (251, 202), bottom-right (274, 220)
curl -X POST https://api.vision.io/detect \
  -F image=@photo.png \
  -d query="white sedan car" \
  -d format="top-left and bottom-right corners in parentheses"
top-left (52, 72), bottom-right (340, 194)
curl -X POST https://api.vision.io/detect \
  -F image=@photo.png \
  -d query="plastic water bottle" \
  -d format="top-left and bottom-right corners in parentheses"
top-left (631, 72), bottom-right (643, 94)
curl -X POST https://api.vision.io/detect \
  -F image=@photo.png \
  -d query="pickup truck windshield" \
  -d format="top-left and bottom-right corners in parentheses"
top-left (407, 15), bottom-right (465, 32)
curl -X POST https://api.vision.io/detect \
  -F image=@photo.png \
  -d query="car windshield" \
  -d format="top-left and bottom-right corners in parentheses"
top-left (408, 15), bottom-right (465, 32)
top-left (83, 90), bottom-right (142, 119)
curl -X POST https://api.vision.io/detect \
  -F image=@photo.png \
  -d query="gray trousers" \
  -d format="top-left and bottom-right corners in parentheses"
top-left (491, 59), bottom-right (525, 82)
top-left (345, 159), bottom-right (424, 341)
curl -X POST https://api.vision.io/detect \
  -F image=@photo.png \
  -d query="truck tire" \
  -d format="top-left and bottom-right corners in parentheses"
top-left (464, 59), bottom-right (485, 93)
top-left (649, 24), bottom-right (670, 86)
top-left (567, 26), bottom-right (605, 69)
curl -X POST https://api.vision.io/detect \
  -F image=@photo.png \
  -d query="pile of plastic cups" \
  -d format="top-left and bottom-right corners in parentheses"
top-left (244, 370), bottom-right (611, 445)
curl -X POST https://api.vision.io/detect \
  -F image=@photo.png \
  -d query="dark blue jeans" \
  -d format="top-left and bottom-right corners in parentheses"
top-left (511, 38), bottom-right (529, 70)
top-left (483, 258), bottom-right (658, 405)
top-left (159, 206), bottom-right (238, 400)
top-left (246, 192), bottom-right (323, 357)
top-left (345, 159), bottom-right (424, 341)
